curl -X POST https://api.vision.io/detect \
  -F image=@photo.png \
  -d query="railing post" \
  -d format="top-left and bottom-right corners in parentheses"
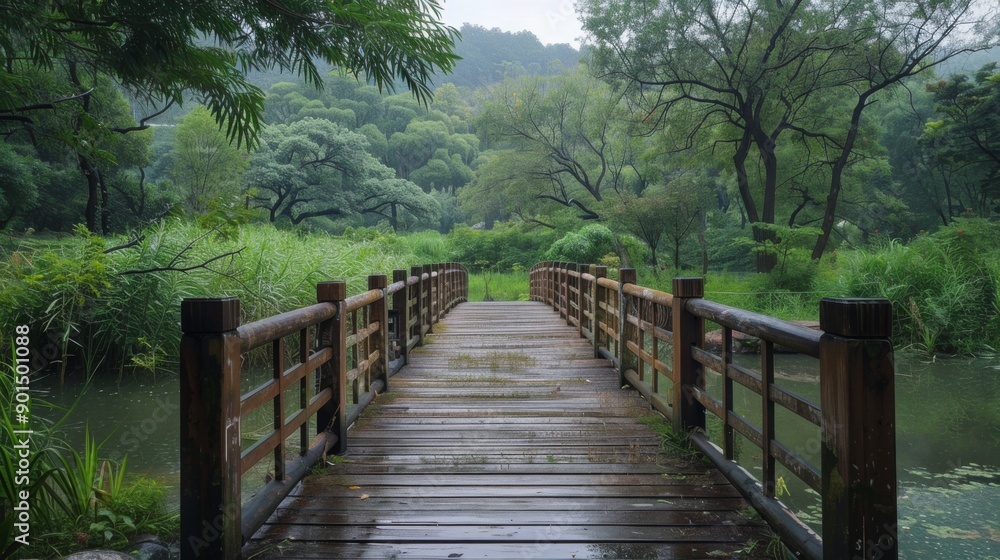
top-left (449, 262), bottom-right (459, 309)
top-left (819, 298), bottom-right (896, 560)
top-left (443, 263), bottom-right (452, 311)
top-left (369, 274), bottom-right (390, 392)
top-left (317, 281), bottom-right (348, 455)
top-left (552, 262), bottom-right (560, 313)
top-left (426, 264), bottom-right (437, 332)
top-left (434, 263), bottom-right (444, 323)
top-left (559, 262), bottom-right (568, 320)
top-left (565, 263), bottom-right (576, 332)
top-left (671, 277), bottom-right (705, 433)
top-left (618, 268), bottom-right (637, 386)
top-left (592, 265), bottom-right (607, 358)
top-left (411, 266), bottom-right (424, 345)
top-left (392, 269), bottom-right (410, 365)
top-left (180, 297), bottom-right (242, 560)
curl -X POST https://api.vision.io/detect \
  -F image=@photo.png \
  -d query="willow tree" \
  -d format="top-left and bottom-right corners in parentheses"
top-left (476, 68), bottom-right (636, 221)
top-left (579, 0), bottom-right (999, 270)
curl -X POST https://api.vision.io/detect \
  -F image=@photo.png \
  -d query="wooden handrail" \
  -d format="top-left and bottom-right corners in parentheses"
top-left (529, 262), bottom-right (897, 560)
top-left (179, 263), bottom-right (468, 560)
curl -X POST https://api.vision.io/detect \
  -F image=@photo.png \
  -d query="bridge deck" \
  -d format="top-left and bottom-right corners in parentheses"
top-left (244, 302), bottom-right (772, 559)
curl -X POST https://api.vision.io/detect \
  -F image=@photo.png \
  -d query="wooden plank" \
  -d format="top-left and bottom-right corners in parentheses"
top-left (264, 510), bottom-right (755, 526)
top-left (250, 522), bottom-right (767, 543)
top-left (274, 495), bottom-right (749, 512)
top-left (243, 541), bottom-right (776, 559)
top-left (245, 301), bottom-right (773, 559)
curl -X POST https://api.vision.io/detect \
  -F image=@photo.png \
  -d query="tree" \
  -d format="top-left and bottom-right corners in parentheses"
top-left (921, 64), bottom-right (1000, 217)
top-left (1, 0), bottom-right (458, 143)
top-left (458, 150), bottom-right (562, 228)
top-left (580, 0), bottom-right (1000, 269)
top-left (172, 106), bottom-right (247, 213)
top-left (1, 0), bottom-right (459, 231)
top-left (245, 118), bottom-right (437, 229)
top-left (477, 69), bottom-right (634, 220)
top-left (388, 120), bottom-right (450, 179)
top-left (604, 179), bottom-right (711, 269)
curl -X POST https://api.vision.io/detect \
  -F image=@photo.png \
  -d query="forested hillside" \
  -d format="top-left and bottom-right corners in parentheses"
top-left (443, 24), bottom-right (582, 88)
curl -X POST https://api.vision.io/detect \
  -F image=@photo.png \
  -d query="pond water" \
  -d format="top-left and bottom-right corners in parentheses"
top-left (37, 352), bottom-right (1000, 559)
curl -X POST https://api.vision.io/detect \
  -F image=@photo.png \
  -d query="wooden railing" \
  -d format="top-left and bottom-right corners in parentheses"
top-left (179, 262), bottom-right (467, 560)
top-left (530, 262), bottom-right (898, 560)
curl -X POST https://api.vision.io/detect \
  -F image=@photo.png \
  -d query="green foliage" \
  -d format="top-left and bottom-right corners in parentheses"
top-left (476, 69), bottom-right (630, 222)
top-left (446, 223), bottom-right (554, 271)
top-left (446, 24), bottom-right (581, 90)
top-left (172, 106), bottom-right (248, 214)
top-left (403, 230), bottom-right (450, 263)
top-left (580, 0), bottom-right (999, 266)
top-left (0, 357), bottom-right (174, 558)
top-left (745, 224), bottom-right (822, 292)
top-left (0, 142), bottom-right (44, 230)
top-left (468, 271), bottom-right (530, 302)
top-left (544, 224), bottom-right (617, 264)
top-left (0, 225), bottom-right (110, 382)
top-left (246, 118), bottom-right (438, 230)
top-left (1, 0), bottom-right (459, 149)
top-left (842, 219), bottom-right (1000, 354)
top-left (0, 220), bottom-right (417, 378)
top-left (920, 64), bottom-right (1000, 219)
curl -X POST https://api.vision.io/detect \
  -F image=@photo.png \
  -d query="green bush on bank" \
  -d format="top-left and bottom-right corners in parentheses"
top-left (446, 222), bottom-right (554, 271)
top-left (841, 219), bottom-right (1000, 355)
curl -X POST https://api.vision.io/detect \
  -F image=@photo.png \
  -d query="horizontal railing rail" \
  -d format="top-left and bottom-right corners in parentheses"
top-left (180, 262), bottom-right (467, 560)
top-left (530, 261), bottom-right (897, 560)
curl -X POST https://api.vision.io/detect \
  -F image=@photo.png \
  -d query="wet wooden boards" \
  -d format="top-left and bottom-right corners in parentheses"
top-left (243, 302), bottom-right (772, 559)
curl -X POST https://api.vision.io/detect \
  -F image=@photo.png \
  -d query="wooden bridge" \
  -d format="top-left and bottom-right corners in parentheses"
top-left (179, 263), bottom-right (898, 560)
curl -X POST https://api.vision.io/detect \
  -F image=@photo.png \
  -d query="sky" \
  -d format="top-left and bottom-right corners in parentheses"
top-left (439, 0), bottom-right (585, 49)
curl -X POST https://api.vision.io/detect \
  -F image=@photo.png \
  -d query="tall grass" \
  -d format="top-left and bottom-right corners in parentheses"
top-left (1, 353), bottom-right (175, 558)
top-left (468, 271), bottom-right (530, 302)
top-left (840, 220), bottom-right (1000, 355)
top-left (2, 221), bottom-right (416, 379)
top-left (402, 230), bottom-right (450, 264)
top-left (631, 268), bottom-right (833, 322)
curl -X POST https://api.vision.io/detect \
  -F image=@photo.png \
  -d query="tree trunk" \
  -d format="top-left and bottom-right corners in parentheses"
top-left (750, 121), bottom-right (779, 273)
top-left (100, 169), bottom-right (110, 234)
top-left (79, 155), bottom-right (100, 232)
top-left (812, 99), bottom-right (866, 260)
top-left (733, 128), bottom-right (759, 224)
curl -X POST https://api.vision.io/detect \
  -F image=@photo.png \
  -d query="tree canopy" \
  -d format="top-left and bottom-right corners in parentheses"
top-left (0, 0), bottom-right (460, 148)
top-left (579, 0), bottom-right (1000, 269)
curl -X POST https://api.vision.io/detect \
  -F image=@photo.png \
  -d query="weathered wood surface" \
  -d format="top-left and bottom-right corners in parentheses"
top-left (244, 302), bottom-right (772, 559)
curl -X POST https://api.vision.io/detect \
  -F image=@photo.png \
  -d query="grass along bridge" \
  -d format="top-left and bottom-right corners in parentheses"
top-left (179, 263), bottom-right (898, 560)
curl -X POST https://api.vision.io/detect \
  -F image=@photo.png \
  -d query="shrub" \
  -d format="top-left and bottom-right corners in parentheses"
top-left (544, 224), bottom-right (617, 264)
top-left (446, 222), bottom-right (553, 271)
top-left (841, 219), bottom-right (1000, 354)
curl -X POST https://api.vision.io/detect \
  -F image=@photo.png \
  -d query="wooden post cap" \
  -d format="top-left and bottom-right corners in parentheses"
top-left (672, 277), bottom-right (704, 298)
top-left (619, 268), bottom-right (637, 285)
top-left (317, 281), bottom-right (347, 302)
top-left (181, 297), bottom-right (240, 334)
top-left (595, 265), bottom-right (608, 278)
top-left (820, 298), bottom-right (893, 338)
top-left (369, 274), bottom-right (388, 289)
